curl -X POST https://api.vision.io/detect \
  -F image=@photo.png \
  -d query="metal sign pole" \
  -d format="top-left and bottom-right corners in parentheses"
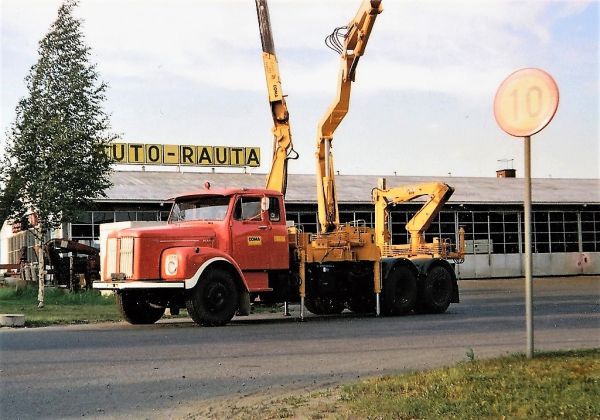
top-left (494, 68), bottom-right (559, 359)
top-left (523, 135), bottom-right (534, 358)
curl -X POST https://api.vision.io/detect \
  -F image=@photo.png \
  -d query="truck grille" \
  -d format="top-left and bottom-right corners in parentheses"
top-left (106, 238), bottom-right (118, 279)
top-left (119, 237), bottom-right (135, 278)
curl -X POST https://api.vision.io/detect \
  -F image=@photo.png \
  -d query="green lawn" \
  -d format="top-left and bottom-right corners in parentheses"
top-left (341, 349), bottom-right (600, 419)
top-left (0, 286), bottom-right (120, 327)
top-left (221, 349), bottom-right (600, 419)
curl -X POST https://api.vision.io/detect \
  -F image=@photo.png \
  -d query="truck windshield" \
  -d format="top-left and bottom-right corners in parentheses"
top-left (169, 196), bottom-right (231, 222)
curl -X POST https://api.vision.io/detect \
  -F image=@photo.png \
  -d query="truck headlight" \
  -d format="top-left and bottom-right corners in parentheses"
top-left (165, 254), bottom-right (178, 276)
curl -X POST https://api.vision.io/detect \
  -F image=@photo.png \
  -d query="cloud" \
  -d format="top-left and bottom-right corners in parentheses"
top-left (3, 0), bottom-right (590, 98)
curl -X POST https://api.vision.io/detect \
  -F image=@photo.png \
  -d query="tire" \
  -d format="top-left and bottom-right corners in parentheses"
top-left (347, 295), bottom-right (375, 314)
top-left (117, 292), bottom-right (165, 325)
top-left (304, 297), bottom-right (345, 315)
top-left (416, 265), bottom-right (454, 314)
top-left (186, 268), bottom-right (239, 326)
top-left (382, 265), bottom-right (417, 316)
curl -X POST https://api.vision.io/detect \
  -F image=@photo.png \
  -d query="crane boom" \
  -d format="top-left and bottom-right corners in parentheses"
top-left (373, 179), bottom-right (464, 259)
top-left (255, 0), bottom-right (296, 196)
top-left (316, 0), bottom-right (383, 232)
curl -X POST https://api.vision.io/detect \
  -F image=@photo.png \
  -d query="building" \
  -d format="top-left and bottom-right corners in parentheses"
top-left (2, 170), bottom-right (599, 279)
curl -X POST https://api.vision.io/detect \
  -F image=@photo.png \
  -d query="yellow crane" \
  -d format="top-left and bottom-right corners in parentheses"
top-left (304, 0), bottom-right (463, 316)
top-left (373, 179), bottom-right (465, 260)
top-left (255, 0), bottom-right (464, 317)
top-left (255, 0), bottom-right (297, 196)
top-left (316, 0), bottom-right (383, 233)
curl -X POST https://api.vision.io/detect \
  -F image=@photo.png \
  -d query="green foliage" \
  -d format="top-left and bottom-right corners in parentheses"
top-left (1, 0), bottom-right (115, 234)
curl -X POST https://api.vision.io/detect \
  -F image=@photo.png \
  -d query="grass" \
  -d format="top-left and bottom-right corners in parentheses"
top-left (0, 286), bottom-right (121, 327)
top-left (341, 349), bottom-right (600, 419)
top-left (217, 349), bottom-right (600, 419)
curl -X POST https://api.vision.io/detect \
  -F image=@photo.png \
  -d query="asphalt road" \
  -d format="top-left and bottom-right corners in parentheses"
top-left (1, 276), bottom-right (599, 419)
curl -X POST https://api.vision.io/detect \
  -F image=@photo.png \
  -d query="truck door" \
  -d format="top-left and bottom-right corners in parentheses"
top-left (231, 195), bottom-right (289, 271)
top-left (264, 196), bottom-right (289, 270)
top-left (231, 195), bottom-right (272, 271)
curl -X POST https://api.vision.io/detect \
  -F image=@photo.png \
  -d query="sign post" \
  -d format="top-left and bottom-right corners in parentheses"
top-left (493, 68), bottom-right (559, 359)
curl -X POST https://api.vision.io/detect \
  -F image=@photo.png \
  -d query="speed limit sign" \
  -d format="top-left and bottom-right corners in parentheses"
top-left (494, 68), bottom-right (559, 137)
top-left (494, 67), bottom-right (559, 359)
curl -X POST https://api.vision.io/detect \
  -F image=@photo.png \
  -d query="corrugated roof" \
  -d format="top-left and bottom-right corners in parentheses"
top-left (102, 171), bottom-right (600, 205)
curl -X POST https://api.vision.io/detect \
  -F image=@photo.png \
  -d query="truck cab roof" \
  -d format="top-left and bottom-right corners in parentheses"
top-left (170, 187), bottom-right (283, 201)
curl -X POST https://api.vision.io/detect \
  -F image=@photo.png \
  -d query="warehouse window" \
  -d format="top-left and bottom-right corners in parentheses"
top-left (390, 211), bottom-right (409, 245)
top-left (533, 212), bottom-right (549, 253)
top-left (549, 212), bottom-right (565, 253)
top-left (489, 212), bottom-right (504, 253)
top-left (298, 212), bottom-right (318, 233)
top-left (581, 211), bottom-right (598, 252)
top-left (563, 212), bottom-right (579, 252)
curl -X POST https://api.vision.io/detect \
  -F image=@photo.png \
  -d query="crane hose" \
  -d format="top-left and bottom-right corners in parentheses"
top-left (325, 26), bottom-right (348, 55)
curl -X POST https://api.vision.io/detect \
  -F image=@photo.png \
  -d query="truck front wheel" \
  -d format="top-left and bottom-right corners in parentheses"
top-left (186, 268), bottom-right (239, 326)
top-left (382, 266), bottom-right (417, 316)
top-left (416, 265), bottom-right (453, 314)
top-left (117, 292), bottom-right (165, 324)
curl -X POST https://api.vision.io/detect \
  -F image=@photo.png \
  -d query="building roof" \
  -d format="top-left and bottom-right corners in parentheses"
top-left (103, 170), bottom-right (600, 205)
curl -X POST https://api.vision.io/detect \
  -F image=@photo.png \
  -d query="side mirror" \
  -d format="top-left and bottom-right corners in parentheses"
top-left (261, 197), bottom-right (270, 212)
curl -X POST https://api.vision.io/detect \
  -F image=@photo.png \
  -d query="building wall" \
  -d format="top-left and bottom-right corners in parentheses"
top-left (456, 252), bottom-right (600, 279)
top-left (2, 202), bottom-right (599, 278)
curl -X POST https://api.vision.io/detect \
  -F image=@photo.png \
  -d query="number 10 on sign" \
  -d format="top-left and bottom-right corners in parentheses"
top-left (494, 68), bottom-right (559, 138)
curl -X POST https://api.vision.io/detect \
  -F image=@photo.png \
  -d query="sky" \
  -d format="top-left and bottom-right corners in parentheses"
top-left (1, 0), bottom-right (598, 179)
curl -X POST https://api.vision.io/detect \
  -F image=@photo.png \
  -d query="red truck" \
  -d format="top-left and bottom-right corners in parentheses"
top-left (100, 186), bottom-right (297, 325)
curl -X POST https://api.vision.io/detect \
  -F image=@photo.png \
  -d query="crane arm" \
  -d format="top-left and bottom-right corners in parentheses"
top-left (316, 0), bottom-right (383, 233)
top-left (255, 0), bottom-right (296, 196)
top-left (372, 181), bottom-right (454, 253)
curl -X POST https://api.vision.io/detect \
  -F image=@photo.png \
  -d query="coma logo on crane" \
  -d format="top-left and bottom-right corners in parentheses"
top-left (106, 143), bottom-right (261, 167)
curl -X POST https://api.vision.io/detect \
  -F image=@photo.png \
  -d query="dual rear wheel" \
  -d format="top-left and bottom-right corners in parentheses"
top-left (382, 264), bottom-right (454, 316)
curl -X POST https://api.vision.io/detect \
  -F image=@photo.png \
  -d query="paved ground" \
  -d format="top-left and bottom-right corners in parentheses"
top-left (1, 276), bottom-right (599, 419)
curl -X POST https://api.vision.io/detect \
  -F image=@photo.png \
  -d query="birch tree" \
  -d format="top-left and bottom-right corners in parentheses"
top-left (1, 0), bottom-right (115, 306)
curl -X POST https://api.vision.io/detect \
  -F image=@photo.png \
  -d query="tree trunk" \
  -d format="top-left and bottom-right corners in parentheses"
top-left (37, 226), bottom-right (45, 308)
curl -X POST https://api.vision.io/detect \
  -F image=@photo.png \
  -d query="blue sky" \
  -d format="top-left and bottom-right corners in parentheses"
top-left (1, 0), bottom-right (598, 179)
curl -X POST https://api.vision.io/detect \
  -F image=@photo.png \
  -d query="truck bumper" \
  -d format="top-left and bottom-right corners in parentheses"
top-left (92, 281), bottom-right (185, 290)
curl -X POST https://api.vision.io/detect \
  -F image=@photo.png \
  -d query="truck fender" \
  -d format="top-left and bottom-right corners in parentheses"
top-left (184, 255), bottom-right (248, 292)
top-left (380, 257), bottom-right (419, 281)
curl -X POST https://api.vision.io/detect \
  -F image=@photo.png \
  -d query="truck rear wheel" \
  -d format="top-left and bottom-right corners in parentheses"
top-left (117, 292), bottom-right (165, 325)
top-left (186, 268), bottom-right (239, 326)
top-left (382, 266), bottom-right (417, 316)
top-left (304, 297), bottom-right (345, 315)
top-left (416, 266), bottom-right (453, 314)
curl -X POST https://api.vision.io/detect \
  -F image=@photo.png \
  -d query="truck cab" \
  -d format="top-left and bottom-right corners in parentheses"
top-left (94, 186), bottom-right (295, 326)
